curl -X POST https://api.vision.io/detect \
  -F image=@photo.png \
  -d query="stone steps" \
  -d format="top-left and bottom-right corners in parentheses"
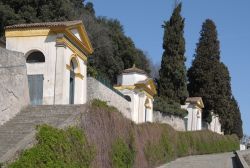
top-left (0, 104), bottom-right (86, 163)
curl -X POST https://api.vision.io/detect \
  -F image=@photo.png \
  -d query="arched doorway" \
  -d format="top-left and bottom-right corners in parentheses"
top-left (69, 59), bottom-right (78, 104)
top-left (26, 51), bottom-right (45, 105)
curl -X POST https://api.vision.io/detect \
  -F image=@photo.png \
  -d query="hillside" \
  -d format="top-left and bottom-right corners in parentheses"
top-left (7, 100), bottom-right (239, 168)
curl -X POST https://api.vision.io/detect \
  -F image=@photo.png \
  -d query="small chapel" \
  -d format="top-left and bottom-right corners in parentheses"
top-left (5, 20), bottom-right (93, 105)
top-left (114, 65), bottom-right (157, 123)
top-left (181, 97), bottom-right (204, 131)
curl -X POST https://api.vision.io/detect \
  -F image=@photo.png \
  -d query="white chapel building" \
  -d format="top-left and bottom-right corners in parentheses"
top-left (114, 65), bottom-right (157, 124)
top-left (181, 97), bottom-right (204, 131)
top-left (209, 112), bottom-right (223, 134)
top-left (5, 20), bottom-right (93, 105)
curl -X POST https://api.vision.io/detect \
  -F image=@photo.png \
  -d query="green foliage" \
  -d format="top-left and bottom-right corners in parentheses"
top-left (144, 132), bottom-right (174, 166)
top-left (158, 3), bottom-right (188, 103)
top-left (111, 138), bottom-right (135, 168)
top-left (153, 96), bottom-right (188, 118)
top-left (177, 131), bottom-right (239, 156)
top-left (144, 129), bottom-right (239, 167)
top-left (88, 17), bottom-right (151, 84)
top-left (0, 0), bottom-right (151, 84)
top-left (187, 19), bottom-right (243, 138)
top-left (229, 97), bottom-right (243, 138)
top-left (8, 125), bottom-right (95, 168)
top-left (0, 0), bottom-right (86, 36)
top-left (7, 104), bottom-right (240, 168)
top-left (91, 99), bottom-right (118, 112)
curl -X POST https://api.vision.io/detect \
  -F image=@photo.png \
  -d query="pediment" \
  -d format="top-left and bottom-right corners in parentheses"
top-left (70, 28), bottom-right (82, 42)
top-left (5, 20), bottom-right (94, 55)
top-left (65, 24), bottom-right (93, 55)
top-left (135, 78), bottom-right (157, 96)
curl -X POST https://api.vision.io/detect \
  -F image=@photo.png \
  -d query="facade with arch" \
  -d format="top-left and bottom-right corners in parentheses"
top-left (114, 65), bottom-right (157, 123)
top-left (5, 20), bottom-right (93, 105)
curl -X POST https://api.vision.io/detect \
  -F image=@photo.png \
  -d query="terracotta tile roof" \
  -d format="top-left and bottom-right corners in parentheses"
top-left (5, 20), bottom-right (82, 29)
top-left (186, 97), bottom-right (204, 108)
top-left (122, 64), bottom-right (147, 75)
top-left (186, 97), bottom-right (202, 103)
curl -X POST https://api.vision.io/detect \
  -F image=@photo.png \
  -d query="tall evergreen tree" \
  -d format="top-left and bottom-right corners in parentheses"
top-left (158, 3), bottom-right (188, 103)
top-left (188, 19), bottom-right (223, 121)
top-left (230, 97), bottom-right (243, 138)
top-left (188, 19), bottom-right (243, 138)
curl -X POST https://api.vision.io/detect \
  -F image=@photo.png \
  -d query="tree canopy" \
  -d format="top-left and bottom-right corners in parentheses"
top-left (158, 3), bottom-right (188, 104)
top-left (0, 0), bottom-right (151, 84)
top-left (187, 19), bottom-right (243, 138)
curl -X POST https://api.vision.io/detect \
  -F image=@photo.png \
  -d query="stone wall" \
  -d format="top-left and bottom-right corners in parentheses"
top-left (0, 48), bottom-right (30, 125)
top-left (153, 111), bottom-right (186, 131)
top-left (87, 77), bottom-right (131, 119)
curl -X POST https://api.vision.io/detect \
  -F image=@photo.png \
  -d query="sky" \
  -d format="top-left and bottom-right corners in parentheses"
top-left (87, 0), bottom-right (250, 135)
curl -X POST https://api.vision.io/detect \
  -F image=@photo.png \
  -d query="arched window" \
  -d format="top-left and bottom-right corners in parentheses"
top-left (26, 51), bottom-right (45, 63)
top-left (124, 95), bottom-right (131, 102)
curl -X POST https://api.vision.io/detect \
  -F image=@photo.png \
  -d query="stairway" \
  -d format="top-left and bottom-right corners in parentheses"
top-left (0, 105), bottom-right (86, 163)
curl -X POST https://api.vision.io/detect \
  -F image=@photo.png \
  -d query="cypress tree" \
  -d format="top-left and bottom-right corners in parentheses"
top-left (188, 19), bottom-right (243, 137)
top-left (230, 96), bottom-right (243, 139)
top-left (158, 3), bottom-right (188, 103)
top-left (188, 19), bottom-right (223, 122)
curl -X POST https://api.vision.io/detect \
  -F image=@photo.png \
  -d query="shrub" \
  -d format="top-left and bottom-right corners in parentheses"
top-left (91, 99), bottom-right (118, 112)
top-left (177, 131), bottom-right (239, 155)
top-left (111, 138), bottom-right (135, 168)
top-left (153, 97), bottom-right (188, 118)
top-left (8, 125), bottom-right (95, 168)
top-left (144, 127), bottom-right (239, 167)
top-left (7, 103), bottom-right (240, 168)
top-left (144, 132), bottom-right (174, 166)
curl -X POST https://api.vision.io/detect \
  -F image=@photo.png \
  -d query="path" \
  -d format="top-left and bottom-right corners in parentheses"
top-left (158, 152), bottom-right (238, 168)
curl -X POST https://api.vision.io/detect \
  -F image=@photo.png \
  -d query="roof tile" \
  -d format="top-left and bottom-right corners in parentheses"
top-left (5, 20), bottom-right (82, 29)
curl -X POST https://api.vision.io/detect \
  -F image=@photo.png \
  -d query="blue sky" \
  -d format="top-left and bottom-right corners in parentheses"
top-left (88, 0), bottom-right (250, 135)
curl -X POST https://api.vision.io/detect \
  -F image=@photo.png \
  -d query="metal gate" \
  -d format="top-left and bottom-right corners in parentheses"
top-left (28, 75), bottom-right (44, 105)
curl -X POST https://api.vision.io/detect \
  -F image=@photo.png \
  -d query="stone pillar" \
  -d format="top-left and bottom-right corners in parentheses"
top-left (54, 34), bottom-right (66, 104)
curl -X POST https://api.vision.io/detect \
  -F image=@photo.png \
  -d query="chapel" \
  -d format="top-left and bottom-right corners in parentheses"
top-left (5, 20), bottom-right (93, 105)
top-left (114, 65), bottom-right (157, 123)
top-left (181, 97), bottom-right (204, 131)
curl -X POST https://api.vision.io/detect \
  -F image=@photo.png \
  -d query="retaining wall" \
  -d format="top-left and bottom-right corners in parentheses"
top-left (87, 77), bottom-right (131, 119)
top-left (153, 111), bottom-right (186, 131)
top-left (0, 48), bottom-right (30, 125)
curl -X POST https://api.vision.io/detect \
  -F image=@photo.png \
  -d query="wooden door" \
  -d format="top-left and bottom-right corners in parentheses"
top-left (28, 74), bottom-right (44, 105)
